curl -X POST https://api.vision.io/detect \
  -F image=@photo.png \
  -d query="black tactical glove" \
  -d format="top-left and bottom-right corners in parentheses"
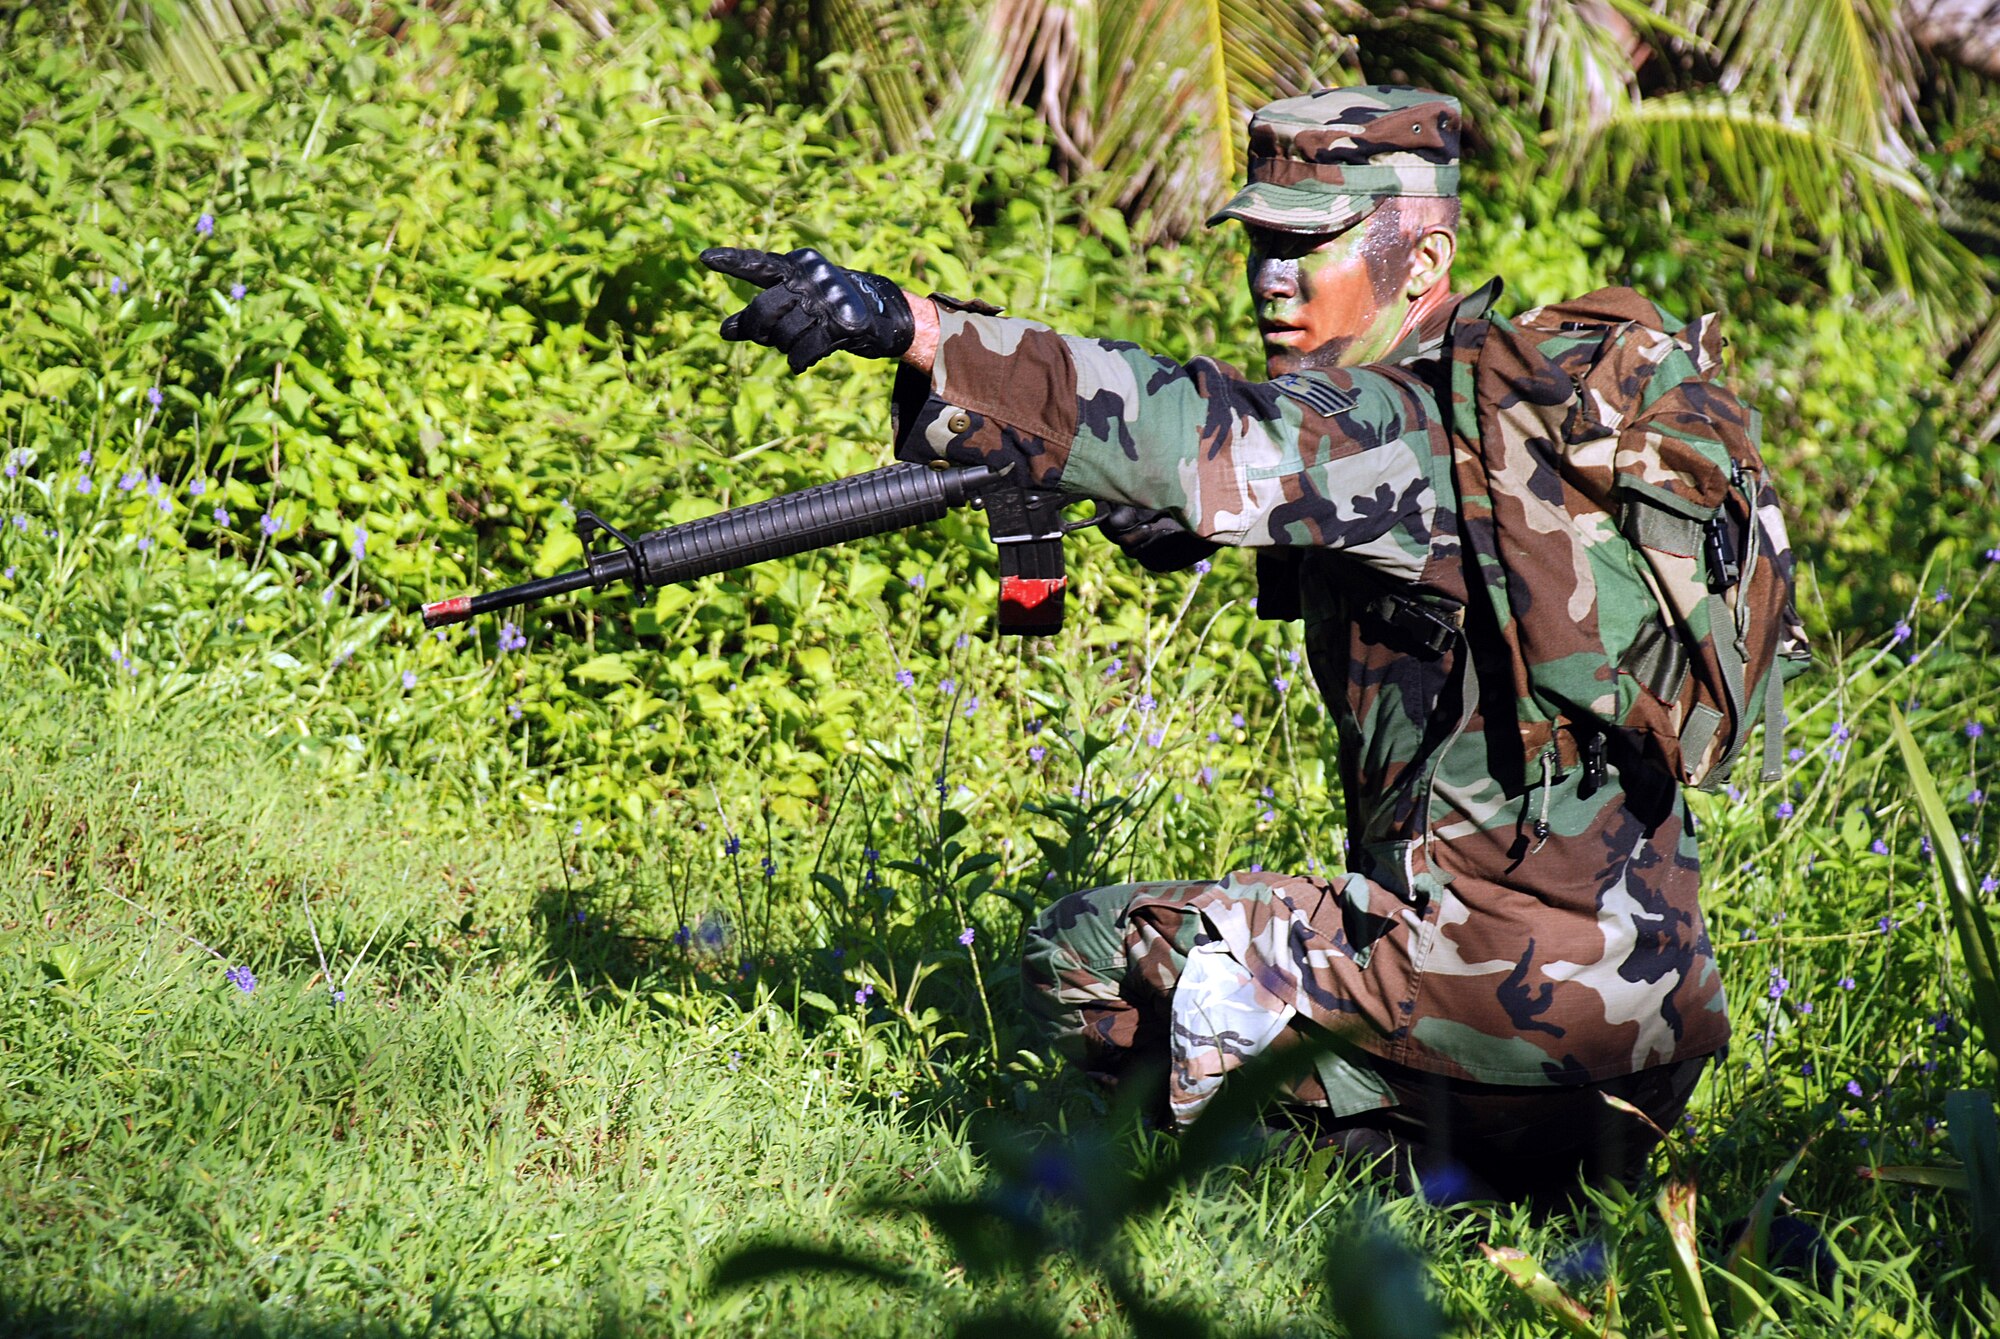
top-left (701, 246), bottom-right (914, 373)
top-left (1095, 503), bottom-right (1221, 574)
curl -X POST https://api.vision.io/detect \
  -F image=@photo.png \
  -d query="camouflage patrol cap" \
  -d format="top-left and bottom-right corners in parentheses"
top-left (1208, 85), bottom-right (1462, 235)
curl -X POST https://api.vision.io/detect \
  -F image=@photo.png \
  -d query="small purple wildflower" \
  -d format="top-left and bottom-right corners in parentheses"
top-left (118, 471), bottom-right (140, 490)
top-left (1775, 800), bottom-right (1795, 819)
top-left (79, 449), bottom-right (92, 466)
top-left (260, 512), bottom-right (282, 538)
top-left (1845, 1079), bottom-right (1864, 1099)
top-left (1026, 719), bottom-right (1043, 734)
top-left (1230, 712), bottom-right (1245, 729)
top-left (955, 633), bottom-right (969, 650)
top-left (1146, 729), bottom-right (1164, 747)
top-left (1798, 1001), bottom-right (1813, 1015)
top-left (724, 835), bottom-right (741, 856)
top-left (2, 568), bottom-right (12, 580)
top-left (672, 925), bottom-right (691, 949)
top-left (156, 496), bottom-right (171, 514)
top-left (109, 276), bottom-right (127, 296)
top-left (196, 213), bottom-right (214, 236)
top-left (76, 476), bottom-right (91, 494)
top-left (1802, 1061), bottom-right (1814, 1076)
top-left (1933, 1011), bottom-right (1953, 1034)
top-left (1922, 835), bottom-right (1934, 856)
top-left (854, 983), bottom-right (874, 1006)
top-left (1273, 677), bottom-right (1291, 694)
top-left (728, 1051), bottom-right (741, 1071)
top-left (147, 386), bottom-right (162, 408)
top-left (1878, 915), bottom-right (1895, 934)
top-left (1832, 721), bottom-right (1851, 743)
top-left (958, 927), bottom-right (975, 947)
top-left (10, 515), bottom-right (23, 531)
top-left (1137, 693), bottom-right (1156, 714)
top-left (507, 700), bottom-right (522, 721)
top-left (1982, 874), bottom-right (1999, 895)
top-left (1788, 746), bottom-right (1804, 762)
top-left (1193, 559), bottom-right (1211, 575)
top-left (760, 855), bottom-right (777, 878)
top-left (136, 538), bottom-right (149, 553)
top-left (1870, 838), bottom-right (1889, 856)
top-left (1028, 744), bottom-right (1046, 763)
top-left (330, 990), bottom-right (345, 1004)
top-left (188, 478), bottom-right (206, 497)
top-left (962, 695), bottom-right (980, 718)
top-left (225, 965), bottom-right (256, 994)
top-left (907, 573), bottom-right (925, 589)
top-left (1968, 721), bottom-right (1986, 740)
top-left (1103, 658), bottom-right (1123, 677)
top-left (938, 677), bottom-right (956, 696)
top-left (1935, 588), bottom-right (1951, 605)
top-left (1838, 976), bottom-right (1856, 990)
top-left (1206, 730), bottom-right (1220, 743)
top-left (1972, 789), bottom-right (1987, 805)
top-left (351, 526), bottom-right (367, 562)
top-left (231, 282), bottom-right (246, 301)
top-left (212, 506), bottom-right (230, 525)
top-left (1768, 969), bottom-right (1788, 1000)
top-left (1198, 765), bottom-right (1215, 786)
top-left (895, 668), bottom-right (915, 688)
top-left (401, 669), bottom-right (416, 690)
top-left (498, 621), bottom-right (526, 653)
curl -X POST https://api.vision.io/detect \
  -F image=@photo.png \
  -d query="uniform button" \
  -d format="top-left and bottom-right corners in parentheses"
top-left (946, 411), bottom-right (971, 433)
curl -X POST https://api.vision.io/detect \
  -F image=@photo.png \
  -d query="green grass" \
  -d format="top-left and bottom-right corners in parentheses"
top-left (5, 556), bottom-right (2000, 1336)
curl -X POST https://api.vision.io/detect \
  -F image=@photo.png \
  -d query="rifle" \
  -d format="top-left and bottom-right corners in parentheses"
top-left (419, 462), bottom-right (1072, 635)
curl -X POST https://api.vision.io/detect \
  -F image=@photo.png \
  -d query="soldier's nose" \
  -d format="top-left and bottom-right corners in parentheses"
top-left (1248, 255), bottom-right (1298, 303)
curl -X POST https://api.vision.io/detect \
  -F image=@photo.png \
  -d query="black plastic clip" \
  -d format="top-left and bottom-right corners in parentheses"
top-left (1703, 515), bottom-right (1740, 589)
top-left (1582, 730), bottom-right (1608, 795)
top-left (575, 508), bottom-right (648, 603)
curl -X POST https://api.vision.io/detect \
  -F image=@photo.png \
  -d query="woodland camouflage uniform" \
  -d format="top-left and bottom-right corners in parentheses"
top-left (891, 88), bottom-right (1727, 1135)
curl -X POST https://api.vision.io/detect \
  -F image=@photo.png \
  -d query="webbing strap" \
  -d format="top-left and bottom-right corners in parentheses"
top-left (1695, 589), bottom-right (1749, 784)
top-left (1760, 670), bottom-right (1787, 783)
top-left (1681, 704), bottom-right (1725, 787)
top-left (1629, 505), bottom-right (1702, 556)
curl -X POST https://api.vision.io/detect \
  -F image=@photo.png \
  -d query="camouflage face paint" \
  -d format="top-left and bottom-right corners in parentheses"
top-left (1247, 215), bottom-right (1418, 376)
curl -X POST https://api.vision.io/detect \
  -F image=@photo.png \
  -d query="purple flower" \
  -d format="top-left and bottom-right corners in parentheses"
top-left (1230, 712), bottom-right (1245, 729)
top-left (760, 855), bottom-right (777, 878)
top-left (1846, 1079), bottom-right (1864, 1099)
top-left (1103, 658), bottom-right (1123, 677)
top-left (895, 668), bottom-right (915, 688)
top-left (1969, 721), bottom-right (1986, 740)
top-left (1838, 976), bottom-right (1856, 990)
top-left (401, 669), bottom-right (416, 690)
top-left (954, 633), bottom-right (969, 650)
top-left (1273, 677), bottom-right (1290, 694)
top-left (854, 983), bottom-right (874, 1006)
top-left (724, 835), bottom-right (741, 856)
top-left (212, 506), bottom-right (230, 525)
top-left (1798, 1001), bottom-right (1813, 1015)
top-left (230, 282), bottom-right (246, 301)
top-left (958, 927), bottom-right (975, 947)
top-left (2, 568), bottom-right (12, 580)
top-left (1775, 800), bottom-right (1795, 819)
top-left (1971, 789), bottom-right (1986, 805)
top-left (260, 512), bottom-right (282, 537)
top-left (1193, 559), bottom-right (1211, 575)
top-left (907, 573), bottom-right (925, 589)
top-left (1146, 729), bottom-right (1164, 747)
top-left (118, 471), bottom-right (140, 490)
top-left (1802, 1061), bottom-right (1814, 1076)
top-left (1028, 745), bottom-right (1046, 763)
top-left (79, 449), bottom-right (93, 466)
top-left (1878, 915), bottom-right (1895, 934)
top-left (1922, 835), bottom-right (1934, 856)
top-left (1788, 746), bottom-right (1804, 762)
top-left (188, 478), bottom-right (206, 497)
top-left (351, 526), bottom-right (367, 561)
top-left (1935, 588), bottom-right (1951, 605)
top-left (1768, 970), bottom-right (1788, 1000)
top-left (1982, 875), bottom-right (1998, 895)
top-left (330, 990), bottom-right (345, 1004)
top-left (498, 621), bottom-right (526, 653)
top-left (937, 676), bottom-right (956, 696)
top-left (1988, 547), bottom-right (2000, 562)
top-left (196, 213), bottom-right (214, 236)
top-left (962, 696), bottom-right (980, 718)
top-left (146, 476), bottom-right (162, 496)
top-left (1025, 719), bottom-right (1043, 734)
top-left (1870, 839), bottom-right (1889, 856)
top-left (507, 700), bottom-right (523, 721)
top-left (109, 276), bottom-right (127, 296)
top-left (1832, 721), bottom-right (1851, 743)
top-left (147, 386), bottom-right (162, 408)
top-left (225, 965), bottom-right (256, 994)
top-left (1137, 693), bottom-right (1156, 714)
top-left (1890, 620), bottom-right (1911, 645)
top-left (135, 538), bottom-right (149, 553)
top-left (156, 497), bottom-right (171, 514)
top-left (1198, 765), bottom-right (1215, 786)
top-left (671, 925), bottom-right (691, 949)
top-left (76, 476), bottom-right (91, 494)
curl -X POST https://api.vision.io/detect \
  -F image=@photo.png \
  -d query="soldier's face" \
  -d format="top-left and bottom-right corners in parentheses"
top-left (1246, 215), bottom-right (1416, 376)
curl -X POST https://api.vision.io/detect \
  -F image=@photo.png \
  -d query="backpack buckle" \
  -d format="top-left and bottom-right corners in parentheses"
top-left (1365, 593), bottom-right (1463, 655)
top-left (1704, 514), bottom-right (1740, 588)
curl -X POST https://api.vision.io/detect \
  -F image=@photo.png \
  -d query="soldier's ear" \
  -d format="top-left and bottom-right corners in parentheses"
top-left (1405, 227), bottom-right (1456, 299)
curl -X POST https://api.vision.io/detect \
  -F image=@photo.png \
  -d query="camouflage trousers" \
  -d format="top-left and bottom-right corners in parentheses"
top-left (1020, 872), bottom-right (1708, 1204)
top-left (1020, 871), bottom-right (1398, 1126)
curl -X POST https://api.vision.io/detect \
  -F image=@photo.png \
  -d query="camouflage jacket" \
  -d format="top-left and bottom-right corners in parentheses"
top-left (893, 285), bottom-right (1728, 1091)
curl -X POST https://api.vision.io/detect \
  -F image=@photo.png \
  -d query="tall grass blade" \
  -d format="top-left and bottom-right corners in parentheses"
top-left (1891, 706), bottom-right (2000, 1084)
top-left (1655, 1179), bottom-right (1721, 1339)
top-left (1477, 1245), bottom-right (1614, 1338)
top-left (1945, 1090), bottom-right (2000, 1292)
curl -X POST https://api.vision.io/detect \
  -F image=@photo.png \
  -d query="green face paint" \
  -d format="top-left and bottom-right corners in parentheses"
top-left (1246, 216), bottom-right (1420, 375)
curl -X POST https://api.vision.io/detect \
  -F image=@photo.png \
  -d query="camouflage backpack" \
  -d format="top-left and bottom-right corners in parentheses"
top-left (1437, 286), bottom-right (1813, 793)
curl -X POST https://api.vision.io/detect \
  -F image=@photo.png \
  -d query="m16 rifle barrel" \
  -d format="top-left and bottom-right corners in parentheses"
top-left (421, 461), bottom-right (991, 629)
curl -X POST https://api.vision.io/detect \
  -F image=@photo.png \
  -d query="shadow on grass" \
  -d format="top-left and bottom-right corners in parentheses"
top-left (0, 1291), bottom-right (565, 1339)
